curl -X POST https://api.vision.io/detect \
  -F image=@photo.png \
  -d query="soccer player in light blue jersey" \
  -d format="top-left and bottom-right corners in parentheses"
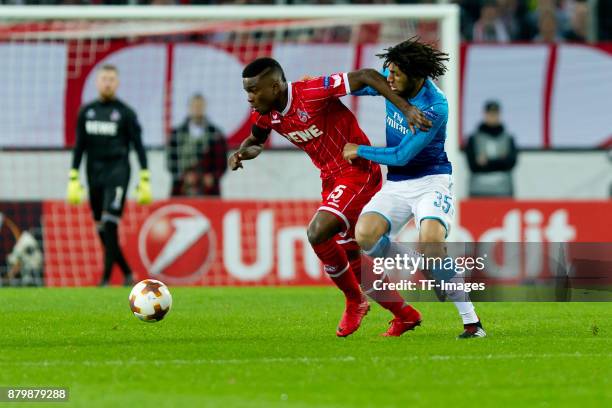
top-left (343, 38), bottom-right (486, 339)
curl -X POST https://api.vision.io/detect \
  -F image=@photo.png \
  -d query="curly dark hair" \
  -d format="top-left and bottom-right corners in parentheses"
top-left (376, 37), bottom-right (449, 80)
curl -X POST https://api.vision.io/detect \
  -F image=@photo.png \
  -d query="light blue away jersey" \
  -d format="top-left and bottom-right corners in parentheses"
top-left (354, 77), bottom-right (452, 181)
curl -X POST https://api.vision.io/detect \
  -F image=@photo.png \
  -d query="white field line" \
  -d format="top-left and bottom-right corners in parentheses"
top-left (0, 353), bottom-right (610, 367)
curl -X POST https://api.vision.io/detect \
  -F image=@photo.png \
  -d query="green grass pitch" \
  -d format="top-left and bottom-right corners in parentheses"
top-left (1, 287), bottom-right (611, 407)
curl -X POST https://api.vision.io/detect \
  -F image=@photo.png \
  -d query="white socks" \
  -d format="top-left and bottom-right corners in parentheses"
top-left (446, 275), bottom-right (479, 324)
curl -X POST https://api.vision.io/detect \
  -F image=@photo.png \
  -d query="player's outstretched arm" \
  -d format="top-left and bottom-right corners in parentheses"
top-left (229, 125), bottom-right (270, 171)
top-left (347, 69), bottom-right (431, 132)
top-left (345, 103), bottom-right (447, 167)
top-left (346, 127), bottom-right (434, 167)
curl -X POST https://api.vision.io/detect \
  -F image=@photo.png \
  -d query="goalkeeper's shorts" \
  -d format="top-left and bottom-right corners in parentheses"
top-left (87, 161), bottom-right (130, 222)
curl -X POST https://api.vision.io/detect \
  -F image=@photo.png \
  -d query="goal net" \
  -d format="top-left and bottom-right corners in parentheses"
top-left (0, 5), bottom-right (460, 286)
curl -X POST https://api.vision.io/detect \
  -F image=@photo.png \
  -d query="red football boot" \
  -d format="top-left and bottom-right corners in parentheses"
top-left (336, 296), bottom-right (370, 337)
top-left (382, 305), bottom-right (422, 337)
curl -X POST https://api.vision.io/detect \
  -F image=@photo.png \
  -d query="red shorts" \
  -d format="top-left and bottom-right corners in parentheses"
top-left (319, 169), bottom-right (382, 246)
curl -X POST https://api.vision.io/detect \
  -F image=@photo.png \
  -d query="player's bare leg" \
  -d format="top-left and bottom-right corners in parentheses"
top-left (355, 212), bottom-right (422, 336)
top-left (419, 219), bottom-right (486, 339)
top-left (308, 210), bottom-right (368, 337)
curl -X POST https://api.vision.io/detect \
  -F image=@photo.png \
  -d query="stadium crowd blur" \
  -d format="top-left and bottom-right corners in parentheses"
top-left (1, 1), bottom-right (610, 42)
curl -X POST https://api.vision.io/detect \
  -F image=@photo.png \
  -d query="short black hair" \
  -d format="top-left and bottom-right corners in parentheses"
top-left (484, 100), bottom-right (500, 112)
top-left (377, 37), bottom-right (449, 80)
top-left (98, 64), bottom-right (118, 74)
top-left (242, 57), bottom-right (286, 82)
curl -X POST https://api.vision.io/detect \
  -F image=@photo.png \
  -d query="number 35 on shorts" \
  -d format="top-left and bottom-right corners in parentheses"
top-left (433, 191), bottom-right (453, 214)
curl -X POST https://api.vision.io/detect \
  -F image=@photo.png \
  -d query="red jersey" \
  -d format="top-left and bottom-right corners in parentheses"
top-left (250, 73), bottom-right (378, 180)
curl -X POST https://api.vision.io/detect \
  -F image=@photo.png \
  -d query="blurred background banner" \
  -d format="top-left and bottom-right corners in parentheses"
top-left (462, 43), bottom-right (612, 149)
top-left (0, 17), bottom-right (440, 150)
top-left (0, 40), bottom-right (610, 149)
top-left (34, 198), bottom-right (612, 287)
top-left (457, 200), bottom-right (610, 242)
top-left (42, 199), bottom-right (322, 286)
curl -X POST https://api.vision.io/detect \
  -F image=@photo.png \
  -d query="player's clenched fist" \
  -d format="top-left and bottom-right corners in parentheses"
top-left (229, 151), bottom-right (244, 171)
top-left (343, 143), bottom-right (359, 164)
top-left (229, 146), bottom-right (263, 171)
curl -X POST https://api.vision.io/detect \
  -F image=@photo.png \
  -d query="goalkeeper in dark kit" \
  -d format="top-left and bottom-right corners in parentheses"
top-left (67, 64), bottom-right (152, 287)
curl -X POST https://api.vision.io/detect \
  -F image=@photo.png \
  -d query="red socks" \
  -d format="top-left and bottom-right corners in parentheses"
top-left (311, 239), bottom-right (363, 303)
top-left (349, 255), bottom-right (407, 317)
top-left (311, 238), bottom-right (409, 318)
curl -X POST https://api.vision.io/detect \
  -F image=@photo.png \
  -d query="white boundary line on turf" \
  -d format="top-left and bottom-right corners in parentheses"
top-left (1, 353), bottom-right (610, 367)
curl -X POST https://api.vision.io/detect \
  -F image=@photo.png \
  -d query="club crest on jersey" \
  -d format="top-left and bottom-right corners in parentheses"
top-left (110, 109), bottom-right (121, 121)
top-left (271, 112), bottom-right (281, 124)
top-left (86, 109), bottom-right (95, 119)
top-left (297, 109), bottom-right (310, 123)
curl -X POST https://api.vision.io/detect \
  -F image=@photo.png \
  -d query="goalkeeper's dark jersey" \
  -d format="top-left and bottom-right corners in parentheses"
top-left (71, 98), bottom-right (147, 171)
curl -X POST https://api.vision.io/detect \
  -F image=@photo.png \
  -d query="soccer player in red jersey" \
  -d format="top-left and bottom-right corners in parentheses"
top-left (230, 58), bottom-right (430, 337)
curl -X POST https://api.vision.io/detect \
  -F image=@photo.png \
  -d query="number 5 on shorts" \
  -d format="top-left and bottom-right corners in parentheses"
top-left (433, 191), bottom-right (452, 214)
top-left (326, 185), bottom-right (347, 203)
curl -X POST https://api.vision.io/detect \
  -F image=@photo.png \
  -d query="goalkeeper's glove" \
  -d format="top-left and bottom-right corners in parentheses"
top-left (66, 169), bottom-right (85, 205)
top-left (136, 169), bottom-right (152, 205)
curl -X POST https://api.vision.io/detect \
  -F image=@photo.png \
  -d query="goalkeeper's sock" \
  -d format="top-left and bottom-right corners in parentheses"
top-left (96, 223), bottom-right (105, 247)
top-left (103, 220), bottom-right (132, 281)
top-left (107, 223), bottom-right (132, 277)
top-left (97, 223), bottom-right (111, 285)
top-left (101, 250), bottom-right (113, 285)
top-left (311, 239), bottom-right (362, 303)
top-left (349, 255), bottom-right (407, 316)
top-left (116, 244), bottom-right (132, 278)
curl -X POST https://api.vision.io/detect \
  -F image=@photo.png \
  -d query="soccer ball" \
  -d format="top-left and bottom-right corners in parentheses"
top-left (128, 279), bottom-right (172, 323)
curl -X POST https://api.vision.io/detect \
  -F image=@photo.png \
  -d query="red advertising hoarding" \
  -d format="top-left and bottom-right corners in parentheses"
top-left (39, 199), bottom-right (612, 287)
